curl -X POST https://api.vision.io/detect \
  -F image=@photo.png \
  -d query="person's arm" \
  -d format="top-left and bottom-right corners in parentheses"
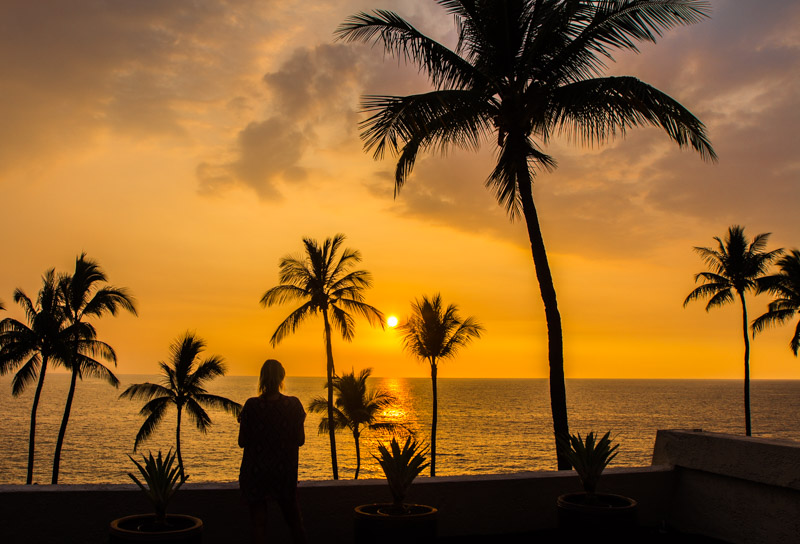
top-left (295, 397), bottom-right (306, 448)
top-left (238, 399), bottom-right (250, 448)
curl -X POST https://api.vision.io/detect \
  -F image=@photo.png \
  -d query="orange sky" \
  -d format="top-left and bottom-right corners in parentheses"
top-left (1, 0), bottom-right (799, 379)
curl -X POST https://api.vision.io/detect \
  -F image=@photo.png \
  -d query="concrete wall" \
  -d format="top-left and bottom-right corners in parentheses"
top-left (0, 466), bottom-right (672, 544)
top-left (6, 430), bottom-right (799, 544)
top-left (654, 429), bottom-right (800, 544)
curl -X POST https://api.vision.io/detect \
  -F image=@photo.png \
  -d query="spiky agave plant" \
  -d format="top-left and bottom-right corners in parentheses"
top-left (374, 437), bottom-right (429, 512)
top-left (128, 449), bottom-right (186, 525)
top-left (557, 431), bottom-right (619, 495)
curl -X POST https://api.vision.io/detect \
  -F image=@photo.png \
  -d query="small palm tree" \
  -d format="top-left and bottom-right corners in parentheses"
top-left (261, 234), bottom-right (384, 480)
top-left (120, 332), bottom-right (242, 478)
top-left (0, 270), bottom-right (70, 484)
top-left (51, 253), bottom-right (138, 484)
top-left (308, 368), bottom-right (404, 479)
top-left (684, 226), bottom-right (783, 436)
top-left (399, 294), bottom-right (483, 476)
top-left (338, 0), bottom-right (715, 470)
top-left (753, 250), bottom-right (800, 356)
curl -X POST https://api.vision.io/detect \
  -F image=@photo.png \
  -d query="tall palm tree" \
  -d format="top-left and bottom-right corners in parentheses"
top-left (0, 270), bottom-right (70, 484)
top-left (51, 253), bottom-right (138, 484)
top-left (684, 226), bottom-right (782, 436)
top-left (338, 0), bottom-right (716, 470)
top-left (261, 234), bottom-right (385, 480)
top-left (398, 294), bottom-right (482, 476)
top-left (308, 367), bottom-right (404, 479)
top-left (753, 250), bottom-right (800, 356)
top-left (120, 332), bottom-right (242, 478)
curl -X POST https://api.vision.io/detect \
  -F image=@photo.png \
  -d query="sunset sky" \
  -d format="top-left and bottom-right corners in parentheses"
top-left (1, 0), bottom-right (798, 379)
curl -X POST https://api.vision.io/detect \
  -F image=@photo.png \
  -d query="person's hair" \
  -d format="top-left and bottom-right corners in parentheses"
top-left (258, 359), bottom-right (285, 395)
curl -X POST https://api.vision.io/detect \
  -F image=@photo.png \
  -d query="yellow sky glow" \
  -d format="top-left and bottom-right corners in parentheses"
top-left (1, 0), bottom-right (799, 379)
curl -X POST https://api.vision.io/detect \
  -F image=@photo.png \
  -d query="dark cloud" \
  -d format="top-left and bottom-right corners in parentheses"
top-left (199, 42), bottom-right (374, 198)
top-left (0, 0), bottom-right (273, 173)
top-left (198, 118), bottom-right (309, 198)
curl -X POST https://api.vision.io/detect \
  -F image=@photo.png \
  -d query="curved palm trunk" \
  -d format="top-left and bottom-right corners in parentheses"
top-left (52, 366), bottom-right (79, 484)
top-left (322, 309), bottom-right (339, 480)
top-left (430, 358), bottom-right (438, 477)
top-left (26, 356), bottom-right (49, 485)
top-left (739, 291), bottom-right (752, 436)
top-left (176, 404), bottom-right (185, 479)
top-left (353, 429), bottom-right (361, 480)
top-left (517, 158), bottom-right (571, 471)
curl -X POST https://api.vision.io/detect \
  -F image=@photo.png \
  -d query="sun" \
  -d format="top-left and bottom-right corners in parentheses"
top-left (387, 315), bottom-right (399, 328)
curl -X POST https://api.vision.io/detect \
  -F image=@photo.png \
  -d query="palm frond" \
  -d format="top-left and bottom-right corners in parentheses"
top-left (486, 135), bottom-right (556, 219)
top-left (336, 10), bottom-right (479, 90)
top-left (188, 356), bottom-right (227, 388)
top-left (329, 305), bottom-right (357, 342)
top-left (260, 284), bottom-right (312, 307)
top-left (120, 382), bottom-right (173, 402)
top-left (184, 398), bottom-right (212, 433)
top-left (194, 393), bottom-right (242, 417)
top-left (270, 302), bottom-right (316, 346)
top-left (551, 76), bottom-right (716, 160)
top-left (547, 0), bottom-right (711, 84)
top-left (74, 354), bottom-right (119, 387)
top-left (360, 91), bottom-right (492, 170)
top-left (133, 399), bottom-right (170, 451)
top-left (10, 355), bottom-right (41, 396)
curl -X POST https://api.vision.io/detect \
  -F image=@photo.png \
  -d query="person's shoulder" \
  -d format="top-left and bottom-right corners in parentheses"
top-left (243, 396), bottom-right (260, 408)
top-left (285, 395), bottom-right (305, 410)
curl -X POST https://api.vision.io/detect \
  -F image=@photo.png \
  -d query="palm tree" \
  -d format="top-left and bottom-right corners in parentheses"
top-left (51, 253), bottom-right (138, 484)
top-left (0, 270), bottom-right (69, 484)
top-left (120, 332), bottom-right (242, 478)
top-left (261, 234), bottom-right (385, 480)
top-left (398, 294), bottom-right (483, 476)
top-left (338, 0), bottom-right (716, 470)
top-left (308, 367), bottom-right (404, 479)
top-left (684, 226), bottom-right (782, 436)
top-left (753, 250), bottom-right (800, 356)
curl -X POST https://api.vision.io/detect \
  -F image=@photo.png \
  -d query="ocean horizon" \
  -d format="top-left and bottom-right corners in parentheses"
top-left (2, 375), bottom-right (799, 485)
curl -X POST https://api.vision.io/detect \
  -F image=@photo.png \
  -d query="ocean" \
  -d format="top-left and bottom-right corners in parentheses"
top-left (1, 375), bottom-right (799, 485)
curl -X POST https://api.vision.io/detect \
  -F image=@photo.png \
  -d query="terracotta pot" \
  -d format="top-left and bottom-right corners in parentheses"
top-left (354, 503), bottom-right (438, 544)
top-left (109, 514), bottom-right (203, 543)
top-left (557, 492), bottom-right (637, 542)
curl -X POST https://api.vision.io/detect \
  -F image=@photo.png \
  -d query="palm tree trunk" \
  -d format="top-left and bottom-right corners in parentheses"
top-left (52, 366), bottom-right (79, 484)
top-left (322, 309), bottom-right (339, 480)
top-left (739, 291), bottom-right (752, 436)
top-left (430, 359), bottom-right (438, 477)
top-left (517, 157), bottom-right (571, 470)
top-left (176, 404), bottom-right (185, 480)
top-left (26, 356), bottom-right (49, 485)
top-left (354, 429), bottom-right (361, 480)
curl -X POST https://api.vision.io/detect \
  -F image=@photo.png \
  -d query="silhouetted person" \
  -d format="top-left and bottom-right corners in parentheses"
top-left (239, 359), bottom-right (307, 544)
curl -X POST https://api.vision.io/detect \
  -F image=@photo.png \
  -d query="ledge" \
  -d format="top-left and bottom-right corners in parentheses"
top-left (653, 429), bottom-right (800, 490)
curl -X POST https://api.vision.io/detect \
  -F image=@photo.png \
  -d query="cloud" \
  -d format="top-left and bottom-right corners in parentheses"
top-left (197, 42), bottom-right (377, 198)
top-left (0, 0), bottom-right (279, 174)
top-left (198, 118), bottom-right (309, 199)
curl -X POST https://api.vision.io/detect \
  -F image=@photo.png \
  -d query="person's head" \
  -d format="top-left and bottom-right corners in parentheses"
top-left (258, 359), bottom-right (285, 395)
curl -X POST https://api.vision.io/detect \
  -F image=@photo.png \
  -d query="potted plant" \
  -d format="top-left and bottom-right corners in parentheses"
top-left (109, 449), bottom-right (203, 543)
top-left (354, 437), bottom-right (438, 543)
top-left (556, 431), bottom-right (637, 533)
